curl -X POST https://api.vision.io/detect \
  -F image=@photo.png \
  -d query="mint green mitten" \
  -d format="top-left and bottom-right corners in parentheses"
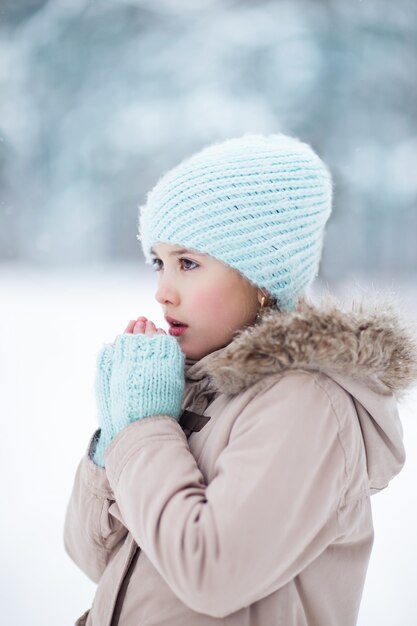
top-left (91, 343), bottom-right (115, 468)
top-left (92, 333), bottom-right (185, 468)
top-left (110, 332), bottom-right (185, 429)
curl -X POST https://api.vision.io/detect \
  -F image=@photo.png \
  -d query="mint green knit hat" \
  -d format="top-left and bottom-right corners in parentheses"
top-left (138, 133), bottom-right (332, 311)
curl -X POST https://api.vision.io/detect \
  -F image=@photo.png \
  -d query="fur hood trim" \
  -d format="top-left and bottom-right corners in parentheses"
top-left (194, 294), bottom-right (417, 397)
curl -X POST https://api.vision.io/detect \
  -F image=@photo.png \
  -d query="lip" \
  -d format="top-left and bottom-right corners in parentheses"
top-left (168, 325), bottom-right (187, 337)
top-left (165, 315), bottom-right (188, 327)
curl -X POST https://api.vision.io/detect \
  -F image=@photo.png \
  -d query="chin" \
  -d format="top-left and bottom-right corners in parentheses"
top-left (188, 339), bottom-right (230, 361)
top-left (182, 343), bottom-right (212, 361)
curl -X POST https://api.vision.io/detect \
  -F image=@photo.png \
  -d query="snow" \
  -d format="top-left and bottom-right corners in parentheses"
top-left (0, 264), bottom-right (416, 625)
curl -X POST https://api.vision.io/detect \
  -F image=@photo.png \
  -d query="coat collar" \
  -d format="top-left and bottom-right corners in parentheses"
top-left (186, 295), bottom-right (417, 398)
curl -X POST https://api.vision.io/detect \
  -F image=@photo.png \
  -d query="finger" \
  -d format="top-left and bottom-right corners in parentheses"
top-left (156, 329), bottom-right (166, 334)
top-left (144, 320), bottom-right (156, 335)
top-left (133, 320), bottom-right (146, 334)
top-left (124, 320), bottom-right (137, 333)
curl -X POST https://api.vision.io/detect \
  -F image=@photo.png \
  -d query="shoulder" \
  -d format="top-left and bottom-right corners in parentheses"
top-left (227, 369), bottom-right (355, 447)
top-left (223, 370), bottom-right (357, 504)
top-left (240, 368), bottom-right (361, 465)
top-left (245, 369), bottom-right (368, 500)
top-left (250, 368), bottom-right (354, 417)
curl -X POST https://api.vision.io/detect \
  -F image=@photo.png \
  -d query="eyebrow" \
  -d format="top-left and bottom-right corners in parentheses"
top-left (150, 247), bottom-right (201, 257)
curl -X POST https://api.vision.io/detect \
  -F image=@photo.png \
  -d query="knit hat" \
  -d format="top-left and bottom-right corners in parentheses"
top-left (138, 133), bottom-right (332, 311)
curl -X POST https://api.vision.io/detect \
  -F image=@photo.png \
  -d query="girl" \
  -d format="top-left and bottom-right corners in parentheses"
top-left (64, 134), bottom-right (417, 626)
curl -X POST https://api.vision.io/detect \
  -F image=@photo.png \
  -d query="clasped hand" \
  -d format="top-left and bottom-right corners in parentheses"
top-left (92, 316), bottom-right (185, 467)
top-left (120, 315), bottom-right (167, 339)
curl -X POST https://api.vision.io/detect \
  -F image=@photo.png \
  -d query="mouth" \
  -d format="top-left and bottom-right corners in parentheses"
top-left (165, 316), bottom-right (188, 336)
top-left (168, 324), bottom-right (187, 337)
top-left (165, 316), bottom-right (188, 328)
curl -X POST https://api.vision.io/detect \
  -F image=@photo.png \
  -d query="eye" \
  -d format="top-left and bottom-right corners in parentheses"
top-left (151, 258), bottom-right (162, 271)
top-left (179, 257), bottom-right (199, 271)
top-left (150, 257), bottom-right (199, 272)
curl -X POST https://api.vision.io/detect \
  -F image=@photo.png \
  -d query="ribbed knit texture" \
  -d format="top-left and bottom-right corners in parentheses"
top-left (138, 133), bottom-right (332, 311)
top-left (92, 343), bottom-right (114, 467)
top-left (92, 333), bottom-right (185, 468)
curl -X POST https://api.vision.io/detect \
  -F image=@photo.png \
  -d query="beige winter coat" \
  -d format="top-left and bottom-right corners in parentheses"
top-left (64, 297), bottom-right (417, 626)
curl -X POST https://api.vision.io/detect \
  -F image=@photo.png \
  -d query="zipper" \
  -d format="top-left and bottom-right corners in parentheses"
top-left (110, 542), bottom-right (141, 626)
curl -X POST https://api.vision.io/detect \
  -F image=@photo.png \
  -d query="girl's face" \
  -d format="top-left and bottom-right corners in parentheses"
top-left (151, 242), bottom-right (261, 360)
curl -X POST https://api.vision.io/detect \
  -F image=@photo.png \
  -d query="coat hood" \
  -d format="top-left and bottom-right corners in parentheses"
top-left (185, 294), bottom-right (417, 492)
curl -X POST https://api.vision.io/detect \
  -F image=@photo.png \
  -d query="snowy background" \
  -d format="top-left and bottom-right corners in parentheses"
top-left (1, 268), bottom-right (416, 626)
top-left (1, 0), bottom-right (417, 624)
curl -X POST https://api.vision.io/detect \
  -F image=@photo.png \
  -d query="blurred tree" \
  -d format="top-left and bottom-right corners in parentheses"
top-left (0, 0), bottom-right (49, 28)
top-left (0, 0), bottom-right (416, 277)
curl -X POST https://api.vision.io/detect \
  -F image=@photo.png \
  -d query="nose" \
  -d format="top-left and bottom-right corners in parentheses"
top-left (155, 275), bottom-right (180, 306)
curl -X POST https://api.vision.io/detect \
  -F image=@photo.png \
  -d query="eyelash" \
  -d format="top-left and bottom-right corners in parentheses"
top-left (151, 257), bottom-right (199, 272)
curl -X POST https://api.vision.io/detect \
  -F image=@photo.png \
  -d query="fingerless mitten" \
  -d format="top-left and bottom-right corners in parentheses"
top-left (92, 333), bottom-right (185, 467)
top-left (91, 343), bottom-right (115, 467)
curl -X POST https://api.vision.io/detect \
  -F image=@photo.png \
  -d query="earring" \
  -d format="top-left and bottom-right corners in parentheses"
top-left (256, 295), bottom-right (266, 323)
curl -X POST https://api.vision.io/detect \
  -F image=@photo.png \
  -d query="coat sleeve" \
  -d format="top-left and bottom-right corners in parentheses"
top-left (63, 431), bottom-right (129, 583)
top-left (104, 371), bottom-right (348, 617)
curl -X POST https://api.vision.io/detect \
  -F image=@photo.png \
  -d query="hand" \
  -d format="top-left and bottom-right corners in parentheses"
top-left (92, 316), bottom-right (185, 468)
top-left (130, 316), bottom-right (167, 336)
top-left (112, 316), bottom-right (167, 346)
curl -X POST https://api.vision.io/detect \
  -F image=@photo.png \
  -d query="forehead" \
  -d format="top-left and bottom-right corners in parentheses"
top-left (150, 243), bottom-right (205, 257)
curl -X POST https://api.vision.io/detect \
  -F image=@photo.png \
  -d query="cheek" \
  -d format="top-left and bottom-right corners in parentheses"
top-left (188, 281), bottom-right (252, 334)
top-left (188, 286), bottom-right (226, 321)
